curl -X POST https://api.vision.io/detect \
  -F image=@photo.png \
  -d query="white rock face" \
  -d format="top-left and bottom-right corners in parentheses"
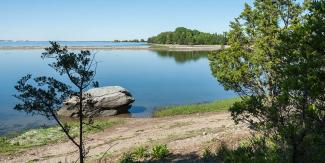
top-left (57, 86), bottom-right (135, 117)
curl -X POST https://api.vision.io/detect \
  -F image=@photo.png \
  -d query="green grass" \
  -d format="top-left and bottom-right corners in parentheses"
top-left (151, 144), bottom-right (169, 159)
top-left (0, 118), bottom-right (124, 155)
top-left (149, 44), bottom-right (169, 49)
top-left (132, 146), bottom-right (149, 159)
top-left (153, 98), bottom-right (240, 117)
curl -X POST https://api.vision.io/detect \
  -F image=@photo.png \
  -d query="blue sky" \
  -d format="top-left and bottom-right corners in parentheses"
top-left (0, 0), bottom-right (254, 41)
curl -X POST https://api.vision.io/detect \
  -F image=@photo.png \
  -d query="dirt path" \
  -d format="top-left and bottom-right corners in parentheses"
top-left (1, 112), bottom-right (249, 163)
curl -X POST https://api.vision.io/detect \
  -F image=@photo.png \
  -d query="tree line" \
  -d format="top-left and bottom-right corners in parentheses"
top-left (147, 27), bottom-right (227, 45)
top-left (113, 39), bottom-right (145, 43)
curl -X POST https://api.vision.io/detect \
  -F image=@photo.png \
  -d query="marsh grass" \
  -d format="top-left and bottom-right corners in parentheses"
top-left (154, 98), bottom-right (240, 117)
top-left (0, 118), bottom-right (124, 155)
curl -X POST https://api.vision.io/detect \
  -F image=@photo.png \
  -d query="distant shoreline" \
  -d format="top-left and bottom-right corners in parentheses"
top-left (149, 44), bottom-right (227, 51)
top-left (0, 44), bottom-right (227, 51)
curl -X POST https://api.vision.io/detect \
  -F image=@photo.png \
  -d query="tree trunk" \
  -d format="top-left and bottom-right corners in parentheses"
top-left (79, 89), bottom-right (84, 163)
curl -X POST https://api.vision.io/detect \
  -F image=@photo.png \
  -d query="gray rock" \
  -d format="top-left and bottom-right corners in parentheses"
top-left (99, 110), bottom-right (118, 117)
top-left (57, 86), bottom-right (134, 117)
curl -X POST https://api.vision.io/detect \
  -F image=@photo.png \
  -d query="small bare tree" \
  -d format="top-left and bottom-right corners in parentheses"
top-left (14, 42), bottom-right (98, 163)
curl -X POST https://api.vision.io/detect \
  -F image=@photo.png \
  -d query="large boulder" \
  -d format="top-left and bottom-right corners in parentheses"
top-left (57, 86), bottom-right (135, 117)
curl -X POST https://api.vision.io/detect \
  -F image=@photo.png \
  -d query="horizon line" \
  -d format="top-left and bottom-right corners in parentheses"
top-left (0, 40), bottom-right (147, 42)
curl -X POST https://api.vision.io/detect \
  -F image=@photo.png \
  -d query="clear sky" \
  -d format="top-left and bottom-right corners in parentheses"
top-left (0, 0), bottom-right (254, 41)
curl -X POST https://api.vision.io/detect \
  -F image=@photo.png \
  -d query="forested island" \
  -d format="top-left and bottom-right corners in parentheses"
top-left (147, 27), bottom-right (227, 45)
top-left (113, 39), bottom-right (146, 43)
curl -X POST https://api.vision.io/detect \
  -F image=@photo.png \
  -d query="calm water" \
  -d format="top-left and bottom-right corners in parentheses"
top-left (0, 41), bottom-right (148, 47)
top-left (0, 49), bottom-right (235, 135)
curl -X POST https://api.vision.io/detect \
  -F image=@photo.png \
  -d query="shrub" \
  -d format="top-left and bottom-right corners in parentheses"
top-left (151, 144), bottom-right (169, 159)
top-left (216, 138), bottom-right (280, 162)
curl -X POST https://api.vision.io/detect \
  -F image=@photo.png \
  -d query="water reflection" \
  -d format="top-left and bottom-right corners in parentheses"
top-left (154, 50), bottom-right (209, 64)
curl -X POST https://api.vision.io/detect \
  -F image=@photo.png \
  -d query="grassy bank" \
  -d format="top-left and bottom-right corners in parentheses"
top-left (0, 118), bottom-right (124, 155)
top-left (154, 98), bottom-right (240, 117)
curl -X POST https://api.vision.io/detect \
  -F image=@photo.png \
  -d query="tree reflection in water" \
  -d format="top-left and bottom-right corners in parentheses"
top-left (154, 50), bottom-right (209, 64)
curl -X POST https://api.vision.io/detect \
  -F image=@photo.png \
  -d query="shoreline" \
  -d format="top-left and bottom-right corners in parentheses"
top-left (0, 98), bottom-right (238, 137)
top-left (0, 112), bottom-right (249, 162)
top-left (0, 44), bottom-right (227, 51)
top-left (149, 44), bottom-right (228, 51)
top-left (0, 98), bottom-right (240, 161)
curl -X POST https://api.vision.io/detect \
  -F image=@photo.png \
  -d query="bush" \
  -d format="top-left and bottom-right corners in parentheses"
top-left (151, 144), bottom-right (169, 159)
top-left (216, 138), bottom-right (280, 162)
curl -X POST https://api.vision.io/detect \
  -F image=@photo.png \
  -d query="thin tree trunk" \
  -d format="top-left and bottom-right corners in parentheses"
top-left (79, 88), bottom-right (84, 163)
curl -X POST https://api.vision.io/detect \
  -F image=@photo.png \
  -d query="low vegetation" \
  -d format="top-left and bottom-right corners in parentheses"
top-left (132, 146), bottom-right (148, 159)
top-left (215, 138), bottom-right (280, 162)
top-left (148, 27), bottom-right (227, 45)
top-left (151, 144), bottom-right (170, 159)
top-left (0, 119), bottom-right (123, 155)
top-left (119, 144), bottom-right (169, 162)
top-left (154, 98), bottom-right (240, 117)
top-left (202, 147), bottom-right (218, 162)
top-left (116, 135), bottom-right (323, 163)
top-left (119, 153), bottom-right (135, 163)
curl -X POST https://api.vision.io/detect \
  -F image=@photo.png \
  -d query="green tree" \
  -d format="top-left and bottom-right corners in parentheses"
top-left (14, 42), bottom-right (98, 163)
top-left (147, 27), bottom-right (227, 45)
top-left (275, 1), bottom-right (325, 161)
top-left (209, 0), bottom-right (325, 162)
